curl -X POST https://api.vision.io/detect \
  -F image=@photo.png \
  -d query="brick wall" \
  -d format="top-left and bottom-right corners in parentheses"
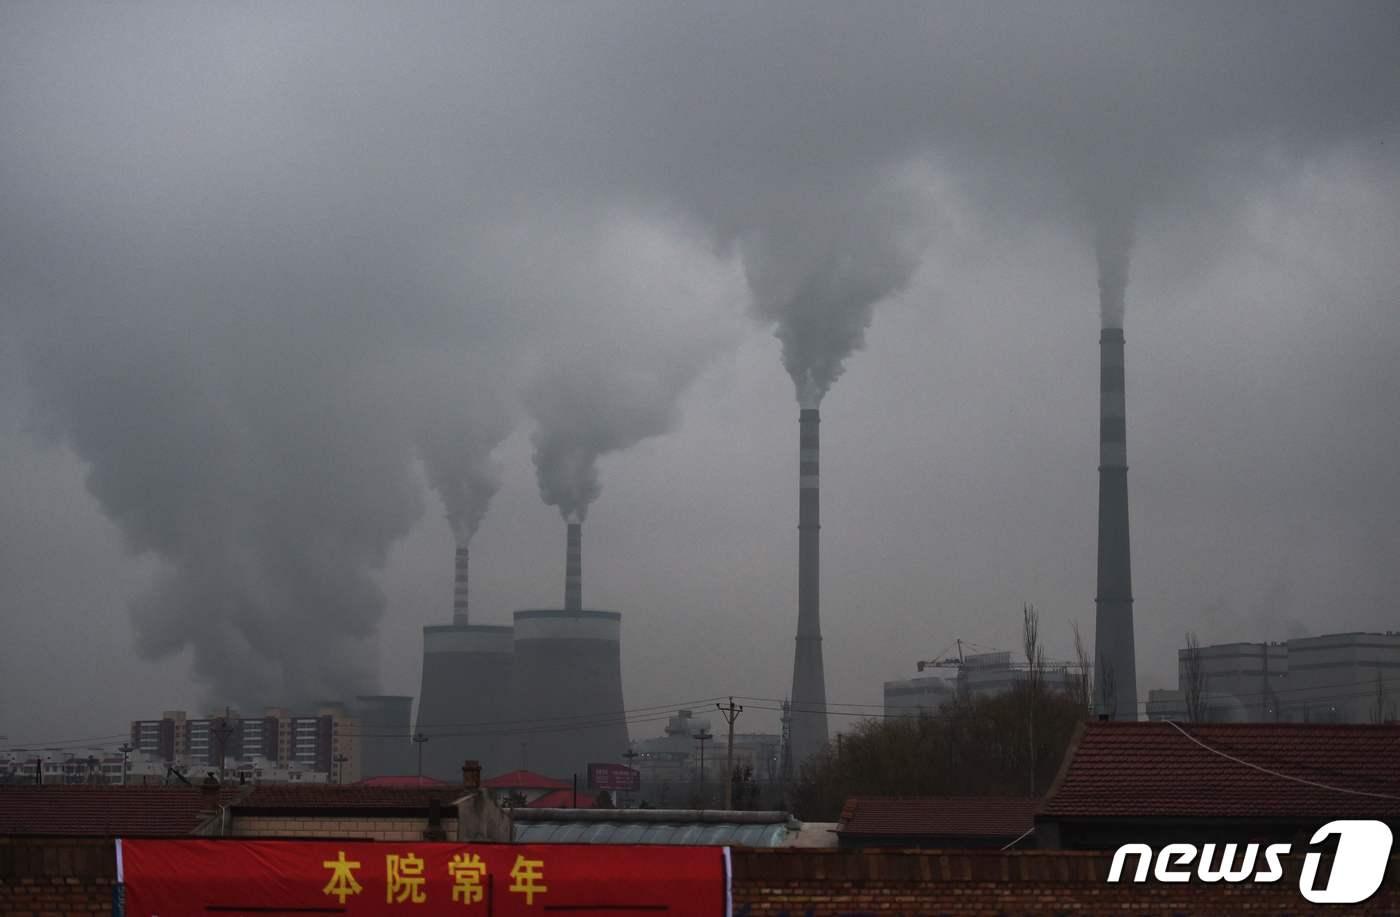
top-left (6, 839), bottom-right (1399, 915)
top-left (0, 837), bottom-right (114, 917)
top-left (731, 848), bottom-right (1400, 916)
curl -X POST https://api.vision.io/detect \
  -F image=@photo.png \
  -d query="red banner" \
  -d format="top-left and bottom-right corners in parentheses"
top-left (118, 839), bottom-right (728, 915)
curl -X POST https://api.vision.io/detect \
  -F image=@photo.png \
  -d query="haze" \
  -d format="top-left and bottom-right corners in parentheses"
top-left (2, 1), bottom-right (1398, 744)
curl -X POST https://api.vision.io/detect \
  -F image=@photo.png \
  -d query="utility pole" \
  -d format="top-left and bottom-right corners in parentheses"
top-left (716, 698), bottom-right (743, 809)
top-left (693, 729), bottom-right (712, 808)
top-left (622, 748), bottom-right (639, 809)
top-left (212, 707), bottom-right (236, 782)
top-left (334, 753), bottom-right (349, 785)
top-left (413, 733), bottom-right (429, 780)
top-left (779, 700), bottom-right (792, 783)
top-left (119, 743), bottom-right (134, 786)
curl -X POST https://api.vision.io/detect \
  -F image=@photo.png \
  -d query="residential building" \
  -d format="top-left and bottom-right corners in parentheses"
top-left (836, 797), bottom-right (1038, 849)
top-left (1035, 721), bottom-right (1400, 849)
top-left (127, 704), bottom-right (362, 782)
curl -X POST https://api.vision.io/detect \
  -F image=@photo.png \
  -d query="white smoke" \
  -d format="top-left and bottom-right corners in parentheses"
top-left (743, 169), bottom-right (938, 407)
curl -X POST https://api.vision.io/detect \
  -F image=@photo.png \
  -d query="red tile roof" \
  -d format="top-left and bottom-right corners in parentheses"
top-left (232, 784), bottom-right (464, 813)
top-left (1041, 721), bottom-right (1400, 820)
top-left (0, 785), bottom-right (236, 837)
top-left (355, 775), bottom-right (450, 788)
top-left (483, 770), bottom-right (570, 790)
top-left (527, 789), bottom-right (599, 809)
top-left (838, 797), bottom-right (1038, 839)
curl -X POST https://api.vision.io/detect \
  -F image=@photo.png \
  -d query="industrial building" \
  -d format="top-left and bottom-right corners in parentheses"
top-left (415, 545), bottom-right (515, 780)
top-left (1146, 630), bottom-right (1400, 723)
top-left (414, 521), bottom-right (630, 784)
top-left (884, 651), bottom-right (1079, 717)
top-left (629, 709), bottom-right (783, 806)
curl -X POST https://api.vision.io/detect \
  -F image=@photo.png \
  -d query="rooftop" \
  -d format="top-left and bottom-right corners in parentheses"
top-left (1041, 721), bottom-right (1400, 820)
top-left (838, 796), bottom-right (1039, 840)
top-left (231, 784), bottom-right (467, 815)
top-left (0, 785), bottom-right (237, 837)
top-left (483, 769), bottom-right (570, 791)
top-left (510, 808), bottom-right (807, 847)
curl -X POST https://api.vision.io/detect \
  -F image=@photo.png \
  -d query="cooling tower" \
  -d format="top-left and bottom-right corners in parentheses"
top-left (1094, 327), bottom-right (1139, 720)
top-left (416, 624), bottom-right (514, 780)
top-left (788, 407), bottom-right (829, 766)
top-left (510, 609), bottom-right (628, 781)
top-left (354, 695), bottom-right (414, 777)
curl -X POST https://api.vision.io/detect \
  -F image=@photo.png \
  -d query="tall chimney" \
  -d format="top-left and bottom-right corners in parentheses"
top-left (565, 519), bottom-right (582, 611)
top-left (788, 408), bottom-right (829, 765)
top-left (1095, 327), bottom-right (1139, 720)
top-left (452, 545), bottom-right (470, 625)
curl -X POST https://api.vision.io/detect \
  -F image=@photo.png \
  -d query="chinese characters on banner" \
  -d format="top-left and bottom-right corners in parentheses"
top-left (118, 839), bottom-right (728, 915)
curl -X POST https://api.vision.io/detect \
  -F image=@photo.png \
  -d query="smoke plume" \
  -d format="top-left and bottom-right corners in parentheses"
top-left (528, 356), bottom-right (704, 523)
top-left (744, 175), bottom-right (936, 407)
top-left (416, 369), bottom-right (511, 544)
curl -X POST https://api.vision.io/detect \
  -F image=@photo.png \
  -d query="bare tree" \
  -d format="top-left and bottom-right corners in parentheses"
top-left (1097, 653), bottom-right (1118, 720)
top-left (1022, 604), bottom-right (1045, 794)
top-left (1071, 621), bottom-right (1093, 717)
top-left (1183, 632), bottom-right (1210, 723)
top-left (1372, 669), bottom-right (1388, 724)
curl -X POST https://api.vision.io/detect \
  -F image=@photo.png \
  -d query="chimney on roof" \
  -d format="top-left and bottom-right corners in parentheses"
top-left (462, 759), bottom-right (482, 791)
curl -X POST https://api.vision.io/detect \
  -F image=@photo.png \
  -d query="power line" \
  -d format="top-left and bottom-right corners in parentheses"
top-left (1165, 720), bottom-right (1400, 801)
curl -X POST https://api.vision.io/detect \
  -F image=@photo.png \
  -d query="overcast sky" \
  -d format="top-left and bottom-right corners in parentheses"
top-left (2, 1), bottom-right (1398, 746)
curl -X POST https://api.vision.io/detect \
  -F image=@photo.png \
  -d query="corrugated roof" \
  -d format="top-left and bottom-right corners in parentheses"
top-left (513, 819), bottom-right (792, 847)
top-left (838, 796), bottom-right (1038, 839)
top-left (0, 785), bottom-right (235, 837)
top-left (509, 809), bottom-right (800, 847)
top-left (1041, 721), bottom-right (1400, 819)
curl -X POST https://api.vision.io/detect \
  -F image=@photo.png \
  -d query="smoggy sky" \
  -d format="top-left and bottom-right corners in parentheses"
top-left (2, 1), bottom-right (1398, 745)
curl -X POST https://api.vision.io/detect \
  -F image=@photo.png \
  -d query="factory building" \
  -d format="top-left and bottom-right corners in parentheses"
top-left (629, 710), bottom-right (782, 807)
top-left (1146, 631), bottom-right (1400, 723)
top-left (884, 651), bottom-right (1078, 717)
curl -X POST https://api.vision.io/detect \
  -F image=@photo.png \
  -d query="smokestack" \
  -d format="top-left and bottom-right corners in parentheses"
top-left (565, 519), bottom-right (582, 611)
top-left (788, 408), bottom-right (829, 765)
top-left (1094, 327), bottom-right (1139, 720)
top-left (452, 545), bottom-right (470, 625)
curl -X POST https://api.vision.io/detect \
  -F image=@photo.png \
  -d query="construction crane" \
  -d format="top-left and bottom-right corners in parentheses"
top-left (916, 638), bottom-right (1085, 674)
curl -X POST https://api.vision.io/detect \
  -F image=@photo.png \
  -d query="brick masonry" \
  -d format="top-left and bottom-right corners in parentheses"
top-left (5, 838), bottom-right (1399, 915)
top-left (730, 848), bottom-right (1400, 916)
top-left (0, 837), bottom-right (116, 917)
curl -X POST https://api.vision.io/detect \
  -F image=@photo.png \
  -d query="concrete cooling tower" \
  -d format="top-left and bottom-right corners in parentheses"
top-left (510, 608), bottom-right (628, 781)
top-left (354, 695), bottom-right (414, 777)
top-left (416, 624), bottom-right (515, 780)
